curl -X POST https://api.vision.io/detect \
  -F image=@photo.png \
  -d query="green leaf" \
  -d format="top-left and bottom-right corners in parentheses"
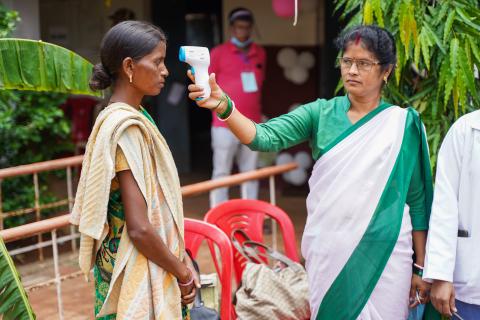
top-left (0, 236), bottom-right (36, 319)
top-left (0, 39), bottom-right (101, 97)
top-left (371, 0), bottom-right (384, 27)
top-left (464, 37), bottom-right (473, 66)
top-left (423, 22), bottom-right (447, 54)
top-left (334, 0), bottom-right (349, 13)
top-left (456, 7), bottom-right (480, 33)
top-left (363, 0), bottom-right (374, 24)
top-left (433, 1), bottom-right (450, 25)
top-left (469, 36), bottom-right (480, 64)
top-left (450, 38), bottom-right (460, 77)
top-left (420, 30), bottom-right (432, 69)
top-left (443, 11), bottom-right (456, 45)
top-left (458, 47), bottom-right (478, 104)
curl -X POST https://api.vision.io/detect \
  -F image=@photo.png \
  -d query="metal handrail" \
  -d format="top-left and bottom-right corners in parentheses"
top-left (0, 155), bottom-right (83, 260)
top-left (1, 162), bottom-right (297, 243)
top-left (0, 155), bottom-right (83, 179)
top-left (0, 162), bottom-right (298, 320)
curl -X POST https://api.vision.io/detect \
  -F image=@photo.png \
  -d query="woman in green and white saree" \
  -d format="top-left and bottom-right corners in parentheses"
top-left (188, 25), bottom-right (433, 319)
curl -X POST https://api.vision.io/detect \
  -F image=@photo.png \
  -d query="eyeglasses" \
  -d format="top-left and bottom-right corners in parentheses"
top-left (337, 57), bottom-right (382, 72)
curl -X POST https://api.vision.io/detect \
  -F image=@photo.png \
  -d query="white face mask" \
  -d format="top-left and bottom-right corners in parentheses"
top-left (231, 37), bottom-right (253, 49)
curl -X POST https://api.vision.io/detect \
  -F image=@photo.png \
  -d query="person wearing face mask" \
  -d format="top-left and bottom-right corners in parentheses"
top-left (208, 7), bottom-right (266, 208)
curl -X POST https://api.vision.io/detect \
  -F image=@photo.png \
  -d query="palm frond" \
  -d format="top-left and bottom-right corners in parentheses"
top-left (0, 236), bottom-right (35, 320)
top-left (0, 38), bottom-right (101, 97)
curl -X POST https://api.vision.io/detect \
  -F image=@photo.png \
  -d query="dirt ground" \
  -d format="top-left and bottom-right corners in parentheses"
top-left (16, 177), bottom-right (308, 320)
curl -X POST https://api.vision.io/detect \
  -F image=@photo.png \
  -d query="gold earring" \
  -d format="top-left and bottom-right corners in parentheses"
top-left (383, 75), bottom-right (388, 84)
top-left (129, 74), bottom-right (133, 83)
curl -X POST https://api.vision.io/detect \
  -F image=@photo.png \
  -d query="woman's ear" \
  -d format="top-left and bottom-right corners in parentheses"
top-left (122, 57), bottom-right (134, 80)
top-left (384, 64), bottom-right (394, 79)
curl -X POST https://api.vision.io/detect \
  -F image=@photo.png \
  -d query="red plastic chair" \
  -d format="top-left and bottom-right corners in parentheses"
top-left (204, 199), bottom-right (300, 284)
top-left (184, 218), bottom-right (235, 320)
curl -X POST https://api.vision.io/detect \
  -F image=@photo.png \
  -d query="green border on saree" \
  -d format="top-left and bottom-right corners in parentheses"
top-left (316, 108), bottom-right (433, 319)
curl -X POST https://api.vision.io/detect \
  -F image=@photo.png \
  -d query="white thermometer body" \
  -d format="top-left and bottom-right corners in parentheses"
top-left (179, 46), bottom-right (211, 100)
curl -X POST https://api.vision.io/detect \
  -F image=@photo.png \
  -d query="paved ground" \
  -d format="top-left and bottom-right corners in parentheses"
top-left (16, 178), bottom-right (308, 319)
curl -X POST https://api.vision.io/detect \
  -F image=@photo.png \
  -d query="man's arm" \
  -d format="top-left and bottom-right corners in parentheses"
top-left (424, 118), bottom-right (466, 316)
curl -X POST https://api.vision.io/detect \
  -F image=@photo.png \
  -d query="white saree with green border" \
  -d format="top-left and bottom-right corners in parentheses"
top-left (249, 96), bottom-right (432, 320)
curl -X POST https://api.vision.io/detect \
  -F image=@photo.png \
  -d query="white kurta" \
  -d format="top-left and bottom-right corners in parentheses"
top-left (424, 110), bottom-right (480, 305)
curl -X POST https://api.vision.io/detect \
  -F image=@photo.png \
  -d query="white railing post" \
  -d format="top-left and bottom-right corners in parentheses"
top-left (33, 173), bottom-right (44, 261)
top-left (269, 175), bottom-right (278, 251)
top-left (51, 229), bottom-right (64, 320)
top-left (66, 167), bottom-right (77, 253)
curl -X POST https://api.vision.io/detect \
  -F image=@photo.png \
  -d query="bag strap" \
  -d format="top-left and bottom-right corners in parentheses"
top-left (242, 240), bottom-right (303, 273)
top-left (230, 229), bottom-right (264, 264)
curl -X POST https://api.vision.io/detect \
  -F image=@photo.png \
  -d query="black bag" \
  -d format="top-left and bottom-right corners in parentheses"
top-left (189, 256), bottom-right (220, 320)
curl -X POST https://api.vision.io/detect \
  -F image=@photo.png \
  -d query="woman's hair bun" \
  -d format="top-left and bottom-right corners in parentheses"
top-left (89, 63), bottom-right (112, 91)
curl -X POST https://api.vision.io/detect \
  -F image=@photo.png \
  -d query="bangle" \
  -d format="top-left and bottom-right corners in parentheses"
top-left (412, 264), bottom-right (424, 277)
top-left (212, 94), bottom-right (227, 111)
top-left (217, 94), bottom-right (233, 119)
top-left (414, 263), bottom-right (424, 270)
top-left (178, 268), bottom-right (194, 287)
top-left (217, 99), bottom-right (235, 122)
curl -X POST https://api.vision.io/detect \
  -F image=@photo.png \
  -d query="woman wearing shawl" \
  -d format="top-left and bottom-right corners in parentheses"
top-left (188, 25), bottom-right (433, 319)
top-left (70, 21), bottom-right (198, 319)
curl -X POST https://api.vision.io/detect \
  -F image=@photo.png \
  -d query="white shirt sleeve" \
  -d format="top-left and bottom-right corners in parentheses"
top-left (423, 118), bottom-right (466, 282)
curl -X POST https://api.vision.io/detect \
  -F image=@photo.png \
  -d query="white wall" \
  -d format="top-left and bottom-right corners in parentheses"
top-left (222, 0), bottom-right (323, 46)
top-left (3, 0), bottom-right (41, 40)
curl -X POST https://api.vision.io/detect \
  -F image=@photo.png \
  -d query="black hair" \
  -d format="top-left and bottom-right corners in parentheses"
top-left (89, 20), bottom-right (167, 91)
top-left (228, 7), bottom-right (254, 25)
top-left (335, 25), bottom-right (396, 77)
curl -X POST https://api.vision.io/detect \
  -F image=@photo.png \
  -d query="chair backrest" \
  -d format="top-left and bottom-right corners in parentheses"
top-left (184, 218), bottom-right (234, 320)
top-left (204, 199), bottom-right (299, 284)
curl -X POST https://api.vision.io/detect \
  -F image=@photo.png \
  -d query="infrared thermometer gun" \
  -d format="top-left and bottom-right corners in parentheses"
top-left (179, 46), bottom-right (211, 100)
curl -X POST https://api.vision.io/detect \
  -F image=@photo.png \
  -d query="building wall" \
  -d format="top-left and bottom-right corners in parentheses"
top-left (222, 0), bottom-right (323, 46)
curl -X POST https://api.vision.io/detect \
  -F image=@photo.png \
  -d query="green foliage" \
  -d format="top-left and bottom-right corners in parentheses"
top-left (335, 0), bottom-right (480, 170)
top-left (0, 4), bottom-right (19, 38)
top-left (0, 236), bottom-right (35, 319)
top-left (0, 90), bottom-right (71, 228)
top-left (0, 4), bottom-right (72, 228)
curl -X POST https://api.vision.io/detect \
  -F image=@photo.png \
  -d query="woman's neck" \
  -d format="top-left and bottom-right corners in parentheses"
top-left (110, 82), bottom-right (143, 110)
top-left (348, 93), bottom-right (382, 114)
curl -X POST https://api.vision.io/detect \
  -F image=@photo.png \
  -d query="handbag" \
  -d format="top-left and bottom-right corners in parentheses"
top-left (232, 230), bottom-right (311, 320)
top-left (188, 254), bottom-right (220, 320)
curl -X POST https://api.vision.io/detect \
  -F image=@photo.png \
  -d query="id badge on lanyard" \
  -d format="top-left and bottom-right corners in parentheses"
top-left (239, 52), bottom-right (258, 93)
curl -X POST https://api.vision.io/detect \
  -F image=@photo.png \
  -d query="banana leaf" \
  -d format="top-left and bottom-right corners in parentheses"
top-left (0, 235), bottom-right (35, 319)
top-left (0, 38), bottom-right (101, 97)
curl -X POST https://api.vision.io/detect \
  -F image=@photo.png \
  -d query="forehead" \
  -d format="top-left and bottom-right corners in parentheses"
top-left (342, 41), bottom-right (376, 60)
top-left (143, 42), bottom-right (166, 58)
top-left (231, 20), bottom-right (252, 28)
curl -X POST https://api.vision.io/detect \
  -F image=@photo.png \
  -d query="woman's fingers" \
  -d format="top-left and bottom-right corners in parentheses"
top-left (418, 285), bottom-right (430, 304)
top-left (181, 287), bottom-right (196, 305)
top-left (187, 69), bottom-right (195, 82)
top-left (208, 73), bottom-right (218, 90)
top-left (188, 83), bottom-right (204, 92)
top-left (449, 293), bottom-right (457, 314)
top-left (189, 91), bottom-right (205, 101)
top-left (409, 286), bottom-right (417, 308)
top-left (441, 300), bottom-right (452, 317)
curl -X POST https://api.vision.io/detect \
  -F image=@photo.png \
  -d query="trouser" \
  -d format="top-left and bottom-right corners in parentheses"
top-left (454, 299), bottom-right (480, 320)
top-left (210, 126), bottom-right (259, 208)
